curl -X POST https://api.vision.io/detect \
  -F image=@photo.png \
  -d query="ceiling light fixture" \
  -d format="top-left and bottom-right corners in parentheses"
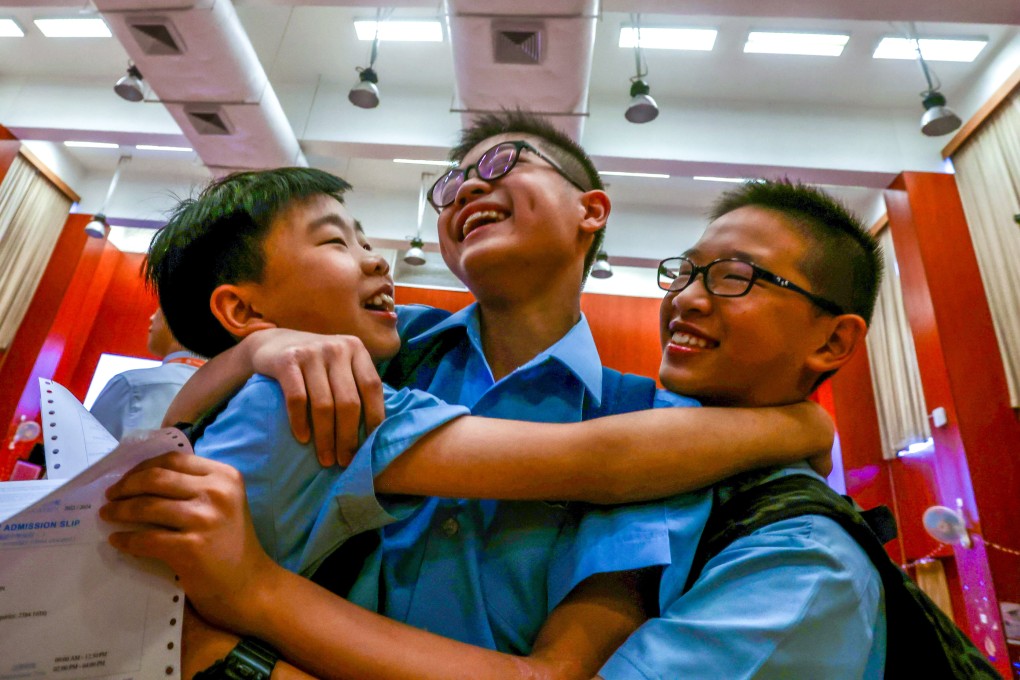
top-left (743, 31), bottom-right (849, 57)
top-left (114, 63), bottom-right (145, 102)
top-left (911, 34), bottom-right (962, 137)
top-left (873, 36), bottom-right (987, 63)
top-left (354, 20), bottom-right (442, 42)
top-left (0, 19), bottom-right (25, 37)
top-left (85, 155), bottom-right (131, 239)
top-left (618, 26), bottom-right (716, 51)
top-left (590, 250), bottom-right (613, 279)
top-left (404, 172), bottom-right (431, 266)
top-left (350, 9), bottom-right (384, 109)
top-left (625, 14), bottom-right (659, 124)
top-left (34, 17), bottom-right (111, 38)
top-left (135, 144), bottom-right (193, 152)
top-left (600, 170), bottom-right (670, 179)
top-left (693, 176), bottom-right (753, 183)
top-left (393, 159), bottom-right (453, 167)
top-left (63, 141), bottom-right (120, 149)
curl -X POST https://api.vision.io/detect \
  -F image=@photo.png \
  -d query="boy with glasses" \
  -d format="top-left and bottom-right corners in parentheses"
top-left (106, 115), bottom-right (857, 677)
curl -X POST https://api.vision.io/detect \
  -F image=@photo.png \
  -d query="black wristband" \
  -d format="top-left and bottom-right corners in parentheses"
top-left (194, 637), bottom-right (280, 680)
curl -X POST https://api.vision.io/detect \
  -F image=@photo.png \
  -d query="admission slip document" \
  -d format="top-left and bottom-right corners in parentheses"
top-left (0, 379), bottom-right (185, 679)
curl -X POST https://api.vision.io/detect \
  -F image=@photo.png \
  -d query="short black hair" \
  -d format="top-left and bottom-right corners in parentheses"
top-left (450, 109), bottom-right (606, 278)
top-left (710, 178), bottom-right (883, 326)
top-left (145, 167), bottom-right (352, 357)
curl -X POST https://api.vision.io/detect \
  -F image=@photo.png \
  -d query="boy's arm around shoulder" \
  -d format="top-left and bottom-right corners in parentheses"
top-left (375, 400), bottom-right (834, 503)
top-left (163, 328), bottom-right (385, 465)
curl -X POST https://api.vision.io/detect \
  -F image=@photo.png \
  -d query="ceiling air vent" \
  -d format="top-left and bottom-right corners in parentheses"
top-left (492, 20), bottom-right (544, 65)
top-left (184, 105), bottom-right (233, 136)
top-left (126, 17), bottom-right (186, 56)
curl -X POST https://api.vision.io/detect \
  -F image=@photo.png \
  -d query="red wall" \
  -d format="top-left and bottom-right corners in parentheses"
top-left (826, 172), bottom-right (1018, 676)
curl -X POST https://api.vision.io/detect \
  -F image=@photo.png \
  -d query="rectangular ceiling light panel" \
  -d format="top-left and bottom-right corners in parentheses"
top-left (599, 171), bottom-right (670, 179)
top-left (34, 18), bottom-right (111, 38)
top-left (354, 20), bottom-right (442, 42)
top-left (64, 141), bottom-right (119, 149)
top-left (619, 27), bottom-right (717, 51)
top-left (0, 19), bottom-right (24, 37)
top-left (744, 32), bottom-right (849, 56)
top-left (873, 37), bottom-right (987, 62)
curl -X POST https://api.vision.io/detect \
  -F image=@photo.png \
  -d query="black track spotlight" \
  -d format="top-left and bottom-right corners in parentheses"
top-left (920, 90), bottom-right (962, 137)
top-left (625, 15), bottom-right (658, 124)
top-left (114, 64), bottom-right (145, 102)
top-left (626, 79), bottom-right (659, 124)
top-left (349, 67), bottom-right (380, 109)
top-left (84, 213), bottom-right (108, 239)
top-left (404, 237), bottom-right (426, 266)
top-left (350, 11), bottom-right (382, 109)
top-left (590, 250), bottom-right (613, 279)
top-left (912, 35), bottom-right (961, 137)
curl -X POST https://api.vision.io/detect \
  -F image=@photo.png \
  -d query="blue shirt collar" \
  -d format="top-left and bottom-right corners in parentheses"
top-left (405, 302), bottom-right (604, 404)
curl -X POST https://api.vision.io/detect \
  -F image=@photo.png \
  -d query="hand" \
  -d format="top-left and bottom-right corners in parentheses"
top-left (244, 329), bottom-right (386, 466)
top-left (101, 452), bottom-right (279, 633)
top-left (803, 401), bottom-right (834, 478)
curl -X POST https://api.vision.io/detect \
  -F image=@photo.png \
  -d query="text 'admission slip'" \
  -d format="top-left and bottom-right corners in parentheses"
top-left (0, 379), bottom-right (185, 679)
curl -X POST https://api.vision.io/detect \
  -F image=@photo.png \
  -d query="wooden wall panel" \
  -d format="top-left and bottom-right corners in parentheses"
top-left (884, 173), bottom-right (1018, 674)
top-left (581, 294), bottom-right (662, 379)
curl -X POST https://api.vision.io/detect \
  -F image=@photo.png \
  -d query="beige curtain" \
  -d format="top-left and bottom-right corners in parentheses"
top-left (952, 93), bottom-right (1020, 407)
top-left (0, 153), bottom-right (73, 350)
top-left (915, 559), bottom-right (955, 620)
top-left (866, 228), bottom-right (932, 459)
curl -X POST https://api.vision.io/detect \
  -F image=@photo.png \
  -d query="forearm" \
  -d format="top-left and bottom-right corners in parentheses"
top-left (164, 343), bottom-right (253, 426)
top-left (377, 402), bottom-right (832, 503)
top-left (235, 565), bottom-right (611, 680)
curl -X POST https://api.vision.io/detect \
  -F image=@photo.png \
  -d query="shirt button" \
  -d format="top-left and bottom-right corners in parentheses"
top-left (441, 517), bottom-right (460, 537)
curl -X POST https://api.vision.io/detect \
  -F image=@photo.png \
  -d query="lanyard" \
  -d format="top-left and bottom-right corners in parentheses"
top-left (166, 356), bottom-right (206, 369)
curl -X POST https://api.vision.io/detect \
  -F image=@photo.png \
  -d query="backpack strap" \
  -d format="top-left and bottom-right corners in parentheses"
top-left (684, 474), bottom-right (1003, 679)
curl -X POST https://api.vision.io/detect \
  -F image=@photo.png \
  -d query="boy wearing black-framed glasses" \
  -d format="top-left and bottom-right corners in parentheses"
top-left (107, 114), bottom-right (872, 678)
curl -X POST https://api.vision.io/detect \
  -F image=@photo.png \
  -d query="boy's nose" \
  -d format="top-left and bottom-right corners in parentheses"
top-left (455, 175), bottom-right (493, 207)
top-left (669, 276), bottom-right (713, 316)
top-left (363, 251), bottom-right (390, 275)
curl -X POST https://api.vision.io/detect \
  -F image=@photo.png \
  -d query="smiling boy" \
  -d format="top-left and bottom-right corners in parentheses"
top-left (109, 164), bottom-right (833, 679)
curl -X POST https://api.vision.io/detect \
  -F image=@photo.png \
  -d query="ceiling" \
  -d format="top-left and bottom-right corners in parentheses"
top-left (1, 0), bottom-right (1018, 293)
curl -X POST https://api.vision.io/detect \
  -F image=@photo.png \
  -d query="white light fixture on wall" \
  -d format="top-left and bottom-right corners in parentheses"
top-left (85, 155), bottom-right (131, 239)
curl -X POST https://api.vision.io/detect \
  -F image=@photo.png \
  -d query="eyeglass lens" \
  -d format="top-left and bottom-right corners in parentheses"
top-left (430, 143), bottom-right (522, 208)
top-left (660, 258), bottom-right (755, 296)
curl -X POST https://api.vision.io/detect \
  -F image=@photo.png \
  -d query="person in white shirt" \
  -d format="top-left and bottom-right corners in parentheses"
top-left (90, 307), bottom-right (204, 439)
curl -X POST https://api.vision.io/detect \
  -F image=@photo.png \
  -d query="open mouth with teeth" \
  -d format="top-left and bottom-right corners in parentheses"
top-left (363, 292), bottom-right (395, 313)
top-left (462, 210), bottom-right (510, 239)
top-left (670, 332), bottom-right (718, 349)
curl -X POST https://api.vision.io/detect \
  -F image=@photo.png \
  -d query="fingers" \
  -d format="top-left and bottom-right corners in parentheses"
top-left (354, 349), bottom-right (385, 437)
top-left (276, 361), bottom-right (312, 445)
top-left (327, 360), bottom-right (363, 466)
top-left (105, 451), bottom-right (214, 500)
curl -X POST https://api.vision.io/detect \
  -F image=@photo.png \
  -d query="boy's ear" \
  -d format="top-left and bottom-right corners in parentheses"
top-left (806, 313), bottom-right (869, 375)
top-left (578, 189), bottom-right (611, 235)
top-left (209, 283), bottom-right (277, 339)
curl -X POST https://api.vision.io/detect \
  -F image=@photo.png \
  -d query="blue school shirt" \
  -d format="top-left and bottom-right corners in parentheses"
top-left (332, 303), bottom-right (703, 654)
top-left (598, 465), bottom-right (887, 680)
top-left (194, 376), bottom-right (469, 575)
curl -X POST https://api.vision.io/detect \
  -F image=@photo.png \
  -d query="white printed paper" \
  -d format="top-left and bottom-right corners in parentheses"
top-left (40, 378), bottom-right (119, 480)
top-left (0, 381), bottom-right (186, 679)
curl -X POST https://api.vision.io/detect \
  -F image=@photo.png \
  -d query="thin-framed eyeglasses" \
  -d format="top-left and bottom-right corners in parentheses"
top-left (657, 255), bottom-right (845, 316)
top-left (427, 140), bottom-right (588, 211)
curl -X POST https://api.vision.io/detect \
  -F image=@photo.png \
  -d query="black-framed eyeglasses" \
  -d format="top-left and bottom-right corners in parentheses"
top-left (427, 140), bottom-right (588, 211)
top-left (657, 255), bottom-right (845, 316)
